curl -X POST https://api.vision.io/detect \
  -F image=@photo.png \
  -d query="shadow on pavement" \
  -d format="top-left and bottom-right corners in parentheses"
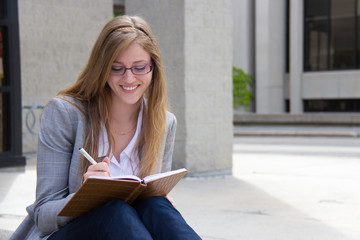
top-left (172, 176), bottom-right (353, 240)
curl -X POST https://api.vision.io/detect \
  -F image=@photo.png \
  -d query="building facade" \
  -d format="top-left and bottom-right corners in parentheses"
top-left (233, 0), bottom-right (360, 116)
top-left (3, 0), bottom-right (359, 169)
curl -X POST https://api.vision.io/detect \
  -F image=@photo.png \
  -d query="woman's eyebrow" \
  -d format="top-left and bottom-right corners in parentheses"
top-left (112, 60), bottom-right (149, 65)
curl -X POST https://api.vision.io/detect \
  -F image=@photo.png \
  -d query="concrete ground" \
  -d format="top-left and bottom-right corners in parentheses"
top-left (1, 126), bottom-right (360, 239)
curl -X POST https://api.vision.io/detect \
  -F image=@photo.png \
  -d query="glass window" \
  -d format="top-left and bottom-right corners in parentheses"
top-left (331, 0), bottom-right (356, 69)
top-left (0, 27), bottom-right (6, 152)
top-left (358, 2), bottom-right (360, 68)
top-left (0, 0), bottom-right (5, 19)
top-left (0, 0), bottom-right (25, 165)
top-left (304, 0), bottom-right (331, 71)
top-left (113, 0), bottom-right (125, 17)
top-left (304, 0), bottom-right (360, 71)
top-left (0, 92), bottom-right (9, 152)
top-left (0, 27), bottom-right (4, 85)
top-left (304, 99), bottom-right (360, 112)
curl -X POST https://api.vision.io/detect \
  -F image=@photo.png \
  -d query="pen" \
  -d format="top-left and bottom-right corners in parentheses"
top-left (79, 147), bottom-right (97, 165)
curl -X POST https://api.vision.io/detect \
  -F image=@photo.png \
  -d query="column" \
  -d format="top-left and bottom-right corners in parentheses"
top-left (232, 0), bottom-right (254, 76)
top-left (126, 0), bottom-right (233, 176)
top-left (255, 0), bottom-right (287, 113)
top-left (289, 0), bottom-right (303, 113)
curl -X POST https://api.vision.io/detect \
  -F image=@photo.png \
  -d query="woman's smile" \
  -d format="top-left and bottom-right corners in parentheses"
top-left (121, 85), bottom-right (139, 92)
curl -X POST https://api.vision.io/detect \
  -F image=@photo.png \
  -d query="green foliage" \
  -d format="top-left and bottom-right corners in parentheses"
top-left (114, 13), bottom-right (123, 18)
top-left (232, 66), bottom-right (254, 110)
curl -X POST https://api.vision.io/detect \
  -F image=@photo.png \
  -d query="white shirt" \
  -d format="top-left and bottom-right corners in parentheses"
top-left (98, 102), bottom-right (143, 176)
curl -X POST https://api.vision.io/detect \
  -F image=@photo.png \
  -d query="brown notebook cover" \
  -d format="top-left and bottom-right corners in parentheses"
top-left (57, 168), bottom-right (188, 217)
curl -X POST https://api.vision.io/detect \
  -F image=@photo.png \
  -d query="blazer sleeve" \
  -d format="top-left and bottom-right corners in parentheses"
top-left (161, 112), bottom-right (177, 172)
top-left (30, 98), bottom-right (81, 235)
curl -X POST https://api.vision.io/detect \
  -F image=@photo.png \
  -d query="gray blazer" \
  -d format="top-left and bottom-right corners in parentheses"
top-left (10, 96), bottom-right (177, 240)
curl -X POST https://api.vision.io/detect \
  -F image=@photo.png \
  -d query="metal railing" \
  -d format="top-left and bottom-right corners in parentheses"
top-left (22, 105), bottom-right (44, 135)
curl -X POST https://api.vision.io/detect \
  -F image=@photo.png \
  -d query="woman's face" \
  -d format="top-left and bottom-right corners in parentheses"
top-left (107, 43), bottom-right (152, 107)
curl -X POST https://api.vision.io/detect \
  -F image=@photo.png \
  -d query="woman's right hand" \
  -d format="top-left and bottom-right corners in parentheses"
top-left (83, 157), bottom-right (111, 181)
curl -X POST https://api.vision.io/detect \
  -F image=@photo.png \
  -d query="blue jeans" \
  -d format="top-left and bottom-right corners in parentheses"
top-left (49, 196), bottom-right (201, 240)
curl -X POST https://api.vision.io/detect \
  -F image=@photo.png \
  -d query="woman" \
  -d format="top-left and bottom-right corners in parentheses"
top-left (11, 16), bottom-right (201, 240)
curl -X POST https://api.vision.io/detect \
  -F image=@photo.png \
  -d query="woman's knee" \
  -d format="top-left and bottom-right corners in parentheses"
top-left (104, 199), bottom-right (128, 210)
top-left (96, 200), bottom-right (147, 233)
top-left (135, 196), bottom-right (177, 217)
top-left (138, 196), bottom-right (169, 208)
top-left (134, 197), bottom-right (201, 240)
top-left (100, 200), bottom-right (135, 219)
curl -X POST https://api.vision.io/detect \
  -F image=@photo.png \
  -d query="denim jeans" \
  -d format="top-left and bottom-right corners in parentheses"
top-left (48, 196), bottom-right (201, 240)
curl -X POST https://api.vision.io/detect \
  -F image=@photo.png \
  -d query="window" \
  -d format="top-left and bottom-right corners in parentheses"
top-left (304, 0), bottom-right (360, 71)
top-left (0, 0), bottom-right (25, 167)
top-left (0, 27), bottom-right (9, 152)
top-left (304, 99), bottom-right (360, 112)
top-left (0, 0), bottom-right (4, 18)
top-left (113, 0), bottom-right (125, 17)
top-left (0, 27), bottom-right (4, 82)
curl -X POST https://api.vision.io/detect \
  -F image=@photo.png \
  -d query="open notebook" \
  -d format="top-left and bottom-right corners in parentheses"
top-left (57, 168), bottom-right (188, 217)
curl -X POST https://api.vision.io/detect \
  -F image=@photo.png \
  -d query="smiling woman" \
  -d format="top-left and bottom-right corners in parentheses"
top-left (11, 15), bottom-right (201, 240)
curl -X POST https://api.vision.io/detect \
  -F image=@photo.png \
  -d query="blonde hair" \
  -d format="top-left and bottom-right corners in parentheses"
top-left (58, 16), bottom-right (168, 178)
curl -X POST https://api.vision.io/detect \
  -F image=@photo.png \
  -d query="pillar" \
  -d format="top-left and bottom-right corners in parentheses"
top-left (289, 0), bottom-right (303, 113)
top-left (255, 0), bottom-right (286, 113)
top-left (126, 0), bottom-right (233, 176)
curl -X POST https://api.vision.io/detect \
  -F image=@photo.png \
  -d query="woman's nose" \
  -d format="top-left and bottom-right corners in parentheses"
top-left (122, 70), bottom-right (136, 83)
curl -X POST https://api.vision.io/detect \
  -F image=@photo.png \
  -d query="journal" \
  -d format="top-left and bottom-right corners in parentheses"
top-left (57, 168), bottom-right (188, 217)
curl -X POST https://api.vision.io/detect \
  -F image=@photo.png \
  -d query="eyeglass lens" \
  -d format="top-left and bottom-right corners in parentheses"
top-left (111, 63), bottom-right (153, 76)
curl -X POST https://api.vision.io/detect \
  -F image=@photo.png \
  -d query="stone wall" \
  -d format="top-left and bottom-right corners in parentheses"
top-left (18, 0), bottom-right (113, 153)
top-left (126, 0), bottom-right (233, 176)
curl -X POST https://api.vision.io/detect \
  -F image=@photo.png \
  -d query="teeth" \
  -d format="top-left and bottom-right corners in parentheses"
top-left (123, 86), bottom-right (137, 91)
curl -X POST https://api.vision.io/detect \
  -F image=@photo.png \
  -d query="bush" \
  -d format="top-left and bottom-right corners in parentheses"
top-left (233, 66), bottom-right (254, 110)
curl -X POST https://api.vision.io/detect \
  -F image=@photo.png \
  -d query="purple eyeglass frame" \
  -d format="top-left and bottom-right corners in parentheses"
top-left (111, 61), bottom-right (154, 76)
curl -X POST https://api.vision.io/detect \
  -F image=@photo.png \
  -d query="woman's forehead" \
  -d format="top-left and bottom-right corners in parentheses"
top-left (114, 43), bottom-right (151, 64)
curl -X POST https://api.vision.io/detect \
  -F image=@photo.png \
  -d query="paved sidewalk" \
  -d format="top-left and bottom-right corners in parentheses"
top-left (1, 130), bottom-right (360, 239)
top-left (0, 154), bottom-right (36, 240)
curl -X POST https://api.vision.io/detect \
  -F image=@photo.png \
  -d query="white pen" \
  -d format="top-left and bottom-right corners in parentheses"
top-left (79, 147), bottom-right (97, 165)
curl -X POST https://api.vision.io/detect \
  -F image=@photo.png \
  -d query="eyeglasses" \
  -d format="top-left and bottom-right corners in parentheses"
top-left (110, 62), bottom-right (153, 76)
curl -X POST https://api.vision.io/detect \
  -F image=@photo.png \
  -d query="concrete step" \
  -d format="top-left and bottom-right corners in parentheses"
top-left (234, 125), bottom-right (360, 137)
top-left (234, 112), bottom-right (360, 125)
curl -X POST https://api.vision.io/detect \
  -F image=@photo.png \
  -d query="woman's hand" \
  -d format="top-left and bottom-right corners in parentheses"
top-left (83, 157), bottom-right (111, 181)
top-left (166, 195), bottom-right (176, 208)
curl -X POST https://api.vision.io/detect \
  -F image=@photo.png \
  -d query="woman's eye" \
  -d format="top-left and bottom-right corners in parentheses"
top-left (112, 66), bottom-right (124, 72)
top-left (134, 66), bottom-right (146, 71)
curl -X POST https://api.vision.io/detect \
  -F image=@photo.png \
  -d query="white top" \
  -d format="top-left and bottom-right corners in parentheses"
top-left (98, 102), bottom-right (143, 176)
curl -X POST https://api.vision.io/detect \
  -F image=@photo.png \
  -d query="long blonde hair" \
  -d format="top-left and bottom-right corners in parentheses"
top-left (58, 16), bottom-right (168, 178)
